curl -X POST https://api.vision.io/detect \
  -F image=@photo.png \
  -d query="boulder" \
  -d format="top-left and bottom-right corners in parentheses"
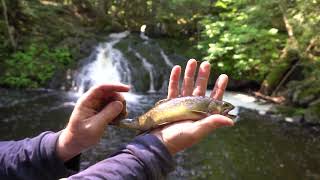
top-left (304, 101), bottom-right (320, 124)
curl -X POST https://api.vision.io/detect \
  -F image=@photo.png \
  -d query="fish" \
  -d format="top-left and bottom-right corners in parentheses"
top-left (112, 96), bottom-right (236, 131)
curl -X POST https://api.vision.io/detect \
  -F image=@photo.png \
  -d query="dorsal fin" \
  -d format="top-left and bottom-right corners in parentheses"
top-left (155, 98), bottom-right (171, 106)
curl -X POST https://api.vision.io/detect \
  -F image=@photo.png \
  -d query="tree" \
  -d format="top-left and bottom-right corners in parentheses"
top-left (1, 0), bottom-right (16, 50)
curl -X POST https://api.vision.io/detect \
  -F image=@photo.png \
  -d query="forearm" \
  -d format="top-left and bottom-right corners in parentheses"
top-left (0, 131), bottom-right (78, 180)
top-left (68, 134), bottom-right (175, 180)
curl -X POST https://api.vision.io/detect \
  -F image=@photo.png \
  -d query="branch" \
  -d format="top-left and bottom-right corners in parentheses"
top-left (253, 91), bottom-right (285, 104)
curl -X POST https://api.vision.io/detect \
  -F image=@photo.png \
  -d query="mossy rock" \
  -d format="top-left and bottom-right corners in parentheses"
top-left (304, 101), bottom-right (320, 124)
top-left (289, 79), bottom-right (320, 106)
top-left (275, 105), bottom-right (305, 117)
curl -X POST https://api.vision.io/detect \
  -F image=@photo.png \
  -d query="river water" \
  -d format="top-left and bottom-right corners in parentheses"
top-left (0, 88), bottom-right (319, 179)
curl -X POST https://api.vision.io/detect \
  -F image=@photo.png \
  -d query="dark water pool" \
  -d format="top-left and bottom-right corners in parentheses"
top-left (0, 89), bottom-right (319, 179)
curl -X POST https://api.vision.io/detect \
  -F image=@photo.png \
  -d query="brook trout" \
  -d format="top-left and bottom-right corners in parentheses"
top-left (113, 96), bottom-right (235, 131)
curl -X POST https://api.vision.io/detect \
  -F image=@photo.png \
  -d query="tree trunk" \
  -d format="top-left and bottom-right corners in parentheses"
top-left (1, 0), bottom-right (16, 50)
top-left (259, 2), bottom-right (299, 95)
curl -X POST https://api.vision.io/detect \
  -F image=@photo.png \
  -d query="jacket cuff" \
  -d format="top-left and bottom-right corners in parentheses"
top-left (40, 131), bottom-right (78, 178)
top-left (123, 134), bottom-right (176, 178)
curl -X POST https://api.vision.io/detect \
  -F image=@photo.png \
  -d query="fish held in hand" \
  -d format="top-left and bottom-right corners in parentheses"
top-left (113, 96), bottom-right (235, 131)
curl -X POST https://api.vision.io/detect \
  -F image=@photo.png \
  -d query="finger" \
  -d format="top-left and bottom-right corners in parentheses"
top-left (193, 61), bottom-right (211, 96)
top-left (210, 74), bottom-right (228, 100)
top-left (167, 65), bottom-right (181, 99)
top-left (78, 83), bottom-right (130, 108)
top-left (94, 100), bottom-right (124, 127)
top-left (181, 59), bottom-right (197, 96)
top-left (106, 92), bottom-right (126, 103)
top-left (87, 83), bottom-right (130, 100)
top-left (192, 114), bottom-right (234, 139)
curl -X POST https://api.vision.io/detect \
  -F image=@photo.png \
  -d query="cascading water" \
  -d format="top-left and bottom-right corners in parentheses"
top-left (129, 47), bottom-right (156, 93)
top-left (75, 28), bottom-right (175, 95)
top-left (140, 25), bottom-right (149, 41)
top-left (160, 49), bottom-right (174, 68)
top-left (137, 25), bottom-right (175, 93)
top-left (76, 31), bottom-right (131, 94)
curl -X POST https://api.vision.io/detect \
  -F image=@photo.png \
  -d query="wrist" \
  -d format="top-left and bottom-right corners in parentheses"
top-left (152, 131), bottom-right (178, 155)
top-left (56, 130), bottom-right (83, 162)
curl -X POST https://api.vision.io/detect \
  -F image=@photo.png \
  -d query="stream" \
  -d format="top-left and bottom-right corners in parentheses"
top-left (0, 32), bottom-right (320, 179)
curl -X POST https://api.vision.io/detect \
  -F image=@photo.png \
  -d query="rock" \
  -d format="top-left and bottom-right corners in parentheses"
top-left (284, 115), bottom-right (303, 123)
top-left (292, 89), bottom-right (301, 104)
top-left (304, 102), bottom-right (320, 124)
top-left (310, 98), bottom-right (320, 106)
top-left (49, 68), bottom-right (75, 91)
top-left (298, 94), bottom-right (316, 106)
top-left (113, 33), bottom-right (187, 93)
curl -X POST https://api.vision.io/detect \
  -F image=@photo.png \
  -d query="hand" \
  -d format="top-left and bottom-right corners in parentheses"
top-left (152, 59), bottom-right (234, 155)
top-left (57, 83), bottom-right (130, 161)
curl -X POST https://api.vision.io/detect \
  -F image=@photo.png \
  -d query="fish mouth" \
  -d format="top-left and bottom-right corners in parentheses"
top-left (222, 106), bottom-right (234, 116)
top-left (222, 106), bottom-right (237, 120)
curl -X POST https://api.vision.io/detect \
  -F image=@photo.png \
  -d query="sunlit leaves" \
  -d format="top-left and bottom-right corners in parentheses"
top-left (198, 0), bottom-right (285, 81)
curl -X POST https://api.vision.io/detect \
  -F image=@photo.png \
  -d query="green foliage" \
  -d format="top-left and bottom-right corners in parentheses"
top-left (287, 0), bottom-right (320, 50)
top-left (198, 0), bottom-right (285, 81)
top-left (0, 44), bottom-right (71, 88)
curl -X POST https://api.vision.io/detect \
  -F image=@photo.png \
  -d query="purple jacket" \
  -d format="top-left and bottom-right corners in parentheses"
top-left (0, 132), bottom-right (175, 180)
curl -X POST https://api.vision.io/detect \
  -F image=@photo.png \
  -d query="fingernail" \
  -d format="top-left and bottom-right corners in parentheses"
top-left (203, 61), bottom-right (210, 65)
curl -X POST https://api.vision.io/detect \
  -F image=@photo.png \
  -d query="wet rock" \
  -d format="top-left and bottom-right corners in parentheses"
top-left (292, 115), bottom-right (304, 123)
top-left (284, 115), bottom-right (303, 123)
top-left (304, 102), bottom-right (320, 124)
top-left (114, 33), bottom-right (186, 93)
top-left (238, 108), bottom-right (284, 122)
top-left (298, 94), bottom-right (316, 106)
top-left (49, 68), bottom-right (75, 91)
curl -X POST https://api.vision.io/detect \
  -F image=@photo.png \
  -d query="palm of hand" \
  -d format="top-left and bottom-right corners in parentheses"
top-left (152, 60), bottom-right (234, 155)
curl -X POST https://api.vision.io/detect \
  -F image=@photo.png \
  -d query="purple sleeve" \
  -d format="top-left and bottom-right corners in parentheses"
top-left (68, 134), bottom-right (175, 180)
top-left (0, 131), bottom-right (76, 180)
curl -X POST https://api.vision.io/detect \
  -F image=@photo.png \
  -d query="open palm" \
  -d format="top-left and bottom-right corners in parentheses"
top-left (152, 59), bottom-right (234, 155)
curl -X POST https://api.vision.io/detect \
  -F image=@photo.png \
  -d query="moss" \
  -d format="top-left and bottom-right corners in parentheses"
top-left (154, 37), bottom-right (201, 60)
top-left (296, 80), bottom-right (320, 99)
top-left (275, 105), bottom-right (306, 117)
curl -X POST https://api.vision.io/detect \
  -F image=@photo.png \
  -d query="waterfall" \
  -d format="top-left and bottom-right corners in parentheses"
top-left (75, 29), bottom-right (176, 94)
top-left (140, 24), bottom-right (149, 41)
top-left (138, 25), bottom-right (174, 93)
top-left (160, 49), bottom-right (174, 68)
top-left (129, 47), bottom-right (156, 93)
top-left (159, 49), bottom-right (174, 92)
top-left (76, 31), bottom-right (131, 94)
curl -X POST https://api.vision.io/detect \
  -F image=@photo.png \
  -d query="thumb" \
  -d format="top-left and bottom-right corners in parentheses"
top-left (192, 114), bottom-right (234, 139)
top-left (94, 101), bottom-right (124, 127)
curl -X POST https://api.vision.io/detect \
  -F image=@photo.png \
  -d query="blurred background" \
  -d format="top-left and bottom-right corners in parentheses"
top-left (0, 0), bottom-right (320, 179)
